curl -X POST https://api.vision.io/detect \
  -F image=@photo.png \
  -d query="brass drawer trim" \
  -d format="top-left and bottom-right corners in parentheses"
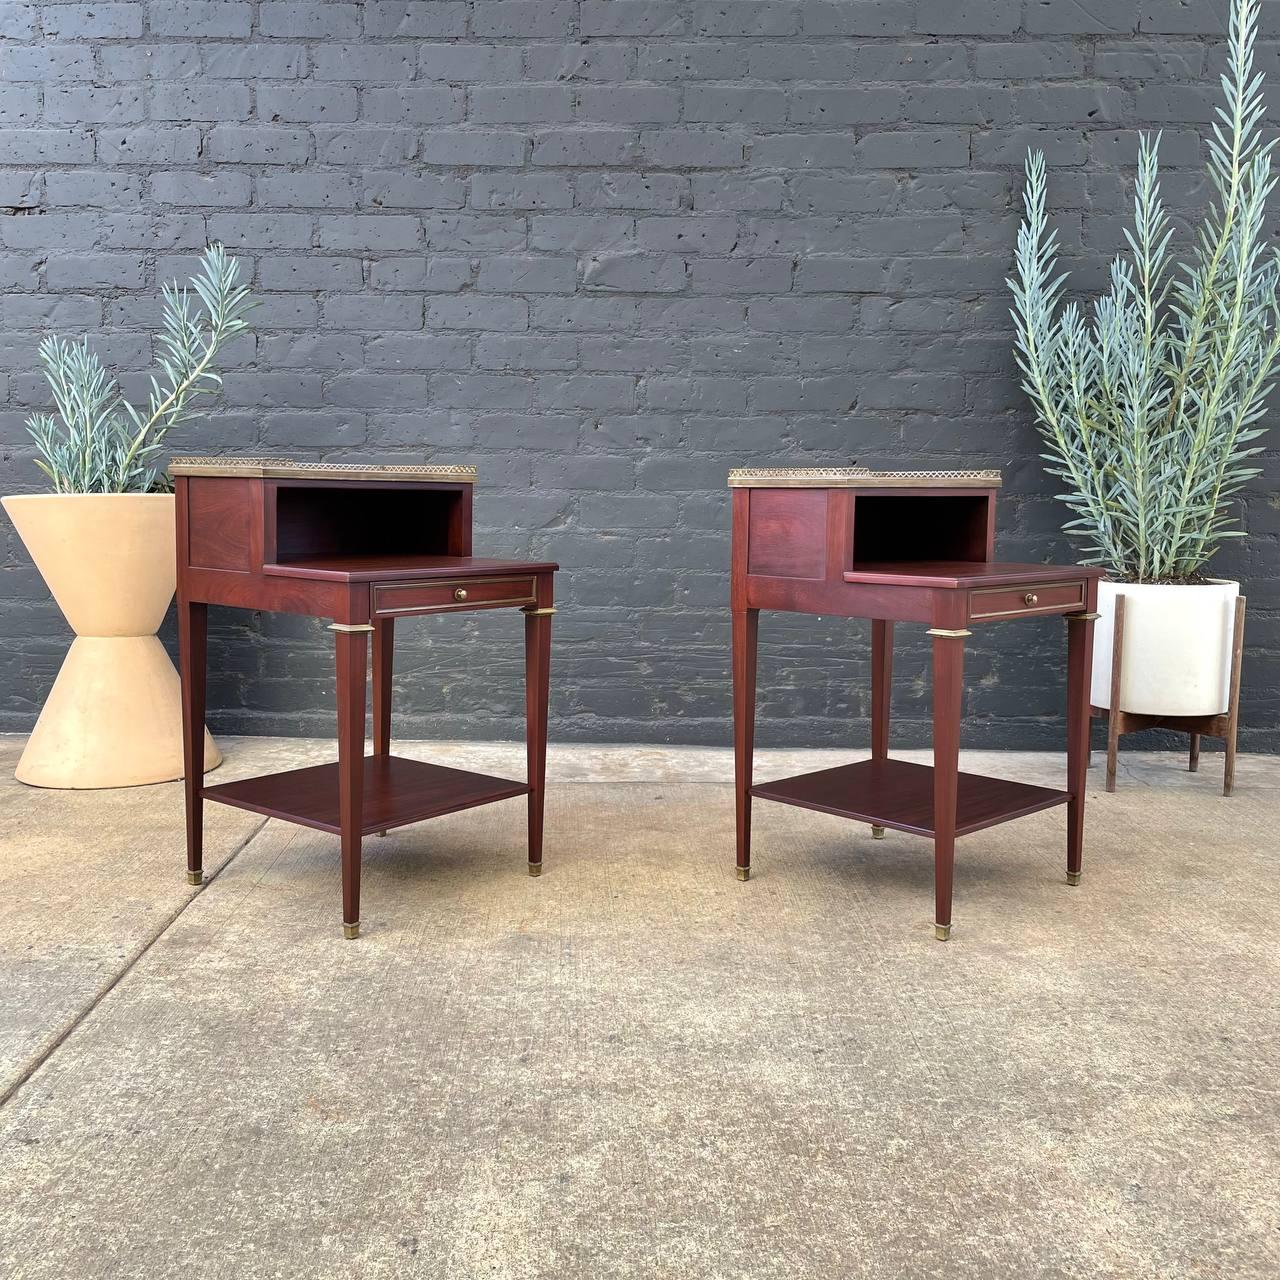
top-left (372, 575), bottom-right (537, 617)
top-left (969, 580), bottom-right (1086, 621)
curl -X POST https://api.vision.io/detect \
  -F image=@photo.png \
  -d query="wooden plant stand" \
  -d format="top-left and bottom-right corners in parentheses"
top-left (172, 457), bottom-right (557, 939)
top-left (1091, 593), bottom-right (1246, 796)
top-left (730, 466), bottom-right (1104, 942)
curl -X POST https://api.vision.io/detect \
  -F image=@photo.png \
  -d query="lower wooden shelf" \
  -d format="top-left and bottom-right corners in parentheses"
top-left (203, 754), bottom-right (530, 835)
top-left (751, 757), bottom-right (1068, 838)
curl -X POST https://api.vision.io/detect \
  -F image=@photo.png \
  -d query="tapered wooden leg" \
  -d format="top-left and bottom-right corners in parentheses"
top-left (733, 608), bottom-right (759, 880)
top-left (1066, 614), bottom-right (1096, 886)
top-left (178, 599), bottom-right (207, 886)
top-left (368, 614), bottom-right (391, 834)
top-left (870, 619), bottom-right (893, 838)
top-left (524, 605), bottom-right (553, 875)
top-left (871, 619), bottom-right (893, 758)
top-left (334, 626), bottom-right (368, 938)
top-left (1106, 595), bottom-right (1125, 793)
top-left (930, 631), bottom-right (965, 940)
top-left (1188, 733), bottom-right (1200, 773)
top-left (1223, 596), bottom-right (1246, 797)
top-left (372, 617), bottom-right (393, 755)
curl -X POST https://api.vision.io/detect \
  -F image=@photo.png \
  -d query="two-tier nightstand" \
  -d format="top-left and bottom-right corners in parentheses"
top-left (173, 458), bottom-right (557, 939)
top-left (729, 467), bottom-right (1103, 940)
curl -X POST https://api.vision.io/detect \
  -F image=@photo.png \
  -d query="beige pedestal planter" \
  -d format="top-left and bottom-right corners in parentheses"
top-left (2, 493), bottom-right (220, 788)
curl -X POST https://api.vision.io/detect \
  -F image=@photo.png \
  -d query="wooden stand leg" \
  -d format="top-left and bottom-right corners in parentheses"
top-left (733, 608), bottom-right (759, 881)
top-left (524, 604), bottom-right (553, 875)
top-left (1188, 733), bottom-right (1200, 773)
top-left (334, 626), bottom-right (368, 939)
top-left (930, 629), bottom-right (965, 941)
top-left (1106, 595), bottom-right (1126, 794)
top-left (1223, 596), bottom-right (1246, 797)
top-left (371, 617), bottom-right (393, 835)
top-left (1066, 613), bottom-right (1095, 886)
top-left (870, 619), bottom-right (892, 838)
top-left (178, 599), bottom-right (208, 886)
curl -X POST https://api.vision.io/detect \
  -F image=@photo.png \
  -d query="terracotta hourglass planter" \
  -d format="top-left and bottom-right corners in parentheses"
top-left (2, 493), bottom-right (220, 788)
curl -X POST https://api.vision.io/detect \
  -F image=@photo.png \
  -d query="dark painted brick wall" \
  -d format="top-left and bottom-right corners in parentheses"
top-left (2, 0), bottom-right (1277, 749)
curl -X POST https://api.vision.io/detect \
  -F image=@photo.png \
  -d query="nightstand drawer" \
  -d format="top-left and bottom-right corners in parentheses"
top-left (970, 580), bottom-right (1086, 621)
top-left (372, 575), bottom-right (537, 617)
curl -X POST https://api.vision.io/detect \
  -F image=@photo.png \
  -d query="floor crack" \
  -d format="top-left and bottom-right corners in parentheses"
top-left (0, 815), bottom-right (269, 1110)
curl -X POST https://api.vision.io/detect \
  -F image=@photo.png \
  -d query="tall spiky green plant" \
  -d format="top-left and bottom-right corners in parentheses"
top-left (25, 243), bottom-right (253, 494)
top-left (1010, 0), bottom-right (1278, 582)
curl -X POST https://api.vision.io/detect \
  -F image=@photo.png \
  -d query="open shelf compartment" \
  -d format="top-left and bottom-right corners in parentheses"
top-left (751, 757), bottom-right (1068, 837)
top-left (851, 492), bottom-right (992, 566)
top-left (270, 481), bottom-right (469, 566)
top-left (203, 755), bottom-right (529, 836)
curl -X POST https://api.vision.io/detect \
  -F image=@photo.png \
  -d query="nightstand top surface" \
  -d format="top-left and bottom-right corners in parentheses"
top-left (843, 561), bottom-right (1104, 588)
top-left (728, 466), bottom-right (1002, 489)
top-left (170, 457), bottom-right (477, 483)
top-left (263, 554), bottom-right (558, 582)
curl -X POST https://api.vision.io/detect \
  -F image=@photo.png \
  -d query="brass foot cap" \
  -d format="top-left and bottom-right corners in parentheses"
top-left (736, 866), bottom-right (751, 881)
top-left (871, 825), bottom-right (886, 840)
top-left (934, 924), bottom-right (951, 942)
top-left (343, 922), bottom-right (360, 940)
top-left (528, 862), bottom-right (543, 877)
top-left (1066, 871), bottom-right (1082, 886)
top-left (375, 830), bottom-right (387, 838)
top-left (186, 871), bottom-right (203, 885)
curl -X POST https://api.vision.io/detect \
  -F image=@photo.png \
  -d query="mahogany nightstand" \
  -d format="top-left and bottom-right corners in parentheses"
top-left (729, 467), bottom-right (1103, 941)
top-left (172, 458), bottom-right (557, 939)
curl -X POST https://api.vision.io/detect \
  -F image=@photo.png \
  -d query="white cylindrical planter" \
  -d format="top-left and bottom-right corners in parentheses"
top-left (1091, 578), bottom-right (1240, 716)
top-left (2, 493), bottom-right (221, 788)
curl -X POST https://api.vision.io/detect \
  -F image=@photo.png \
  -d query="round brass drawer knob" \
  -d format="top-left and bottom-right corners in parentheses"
top-left (1024, 592), bottom-right (1039, 606)
top-left (453, 588), bottom-right (468, 602)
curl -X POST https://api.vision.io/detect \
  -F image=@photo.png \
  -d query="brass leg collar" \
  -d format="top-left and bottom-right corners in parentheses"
top-left (736, 866), bottom-right (751, 881)
top-left (528, 862), bottom-right (543, 877)
top-left (186, 870), bottom-right (203, 885)
top-left (934, 923), bottom-right (951, 942)
top-left (343, 922), bottom-right (360, 940)
top-left (1066, 870), bottom-right (1082, 886)
top-left (871, 825), bottom-right (886, 839)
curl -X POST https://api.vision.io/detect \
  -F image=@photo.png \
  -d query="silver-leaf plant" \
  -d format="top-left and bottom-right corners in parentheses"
top-left (1010, 0), bottom-right (1278, 583)
top-left (26, 243), bottom-right (252, 494)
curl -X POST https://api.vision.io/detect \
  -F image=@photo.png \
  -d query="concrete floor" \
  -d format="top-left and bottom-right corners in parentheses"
top-left (0, 735), bottom-right (1277, 1279)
